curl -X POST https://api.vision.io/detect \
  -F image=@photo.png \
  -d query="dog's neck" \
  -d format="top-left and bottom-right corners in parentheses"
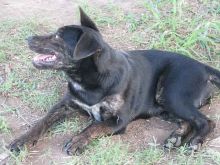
top-left (64, 46), bottom-right (130, 93)
top-left (94, 47), bottom-right (118, 72)
top-left (64, 57), bottom-right (96, 82)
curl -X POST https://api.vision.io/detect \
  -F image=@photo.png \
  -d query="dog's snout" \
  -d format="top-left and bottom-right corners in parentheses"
top-left (26, 36), bottom-right (34, 43)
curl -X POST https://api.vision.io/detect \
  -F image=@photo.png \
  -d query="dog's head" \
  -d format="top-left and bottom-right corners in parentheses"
top-left (28, 7), bottom-right (108, 70)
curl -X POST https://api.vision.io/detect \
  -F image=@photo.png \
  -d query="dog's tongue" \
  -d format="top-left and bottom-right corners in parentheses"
top-left (33, 54), bottom-right (57, 62)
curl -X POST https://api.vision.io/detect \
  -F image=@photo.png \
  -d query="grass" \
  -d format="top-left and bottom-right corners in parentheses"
top-left (66, 138), bottom-right (220, 165)
top-left (51, 117), bottom-right (84, 135)
top-left (0, 20), bottom-right (37, 61)
top-left (0, 19), bottom-right (63, 111)
top-left (79, 0), bottom-right (219, 66)
top-left (66, 137), bottom-right (164, 165)
top-left (68, 138), bottom-right (132, 165)
top-left (134, 146), bottom-right (164, 165)
top-left (138, 0), bottom-right (219, 64)
top-left (0, 0), bottom-right (220, 164)
top-left (9, 148), bottom-right (29, 165)
top-left (165, 147), bottom-right (220, 165)
top-left (0, 142), bottom-right (28, 165)
top-left (0, 116), bottom-right (10, 133)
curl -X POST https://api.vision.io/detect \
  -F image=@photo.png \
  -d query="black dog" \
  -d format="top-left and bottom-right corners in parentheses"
top-left (8, 7), bottom-right (220, 155)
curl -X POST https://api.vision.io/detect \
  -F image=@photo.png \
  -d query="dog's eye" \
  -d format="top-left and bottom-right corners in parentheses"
top-left (55, 35), bottom-right (60, 39)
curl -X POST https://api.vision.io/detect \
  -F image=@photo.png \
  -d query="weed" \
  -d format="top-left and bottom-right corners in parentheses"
top-left (134, 146), bottom-right (163, 165)
top-left (0, 19), bottom-right (64, 111)
top-left (66, 137), bottom-right (131, 165)
top-left (0, 50), bottom-right (7, 63)
top-left (124, 13), bottom-right (140, 32)
top-left (0, 116), bottom-right (10, 133)
top-left (0, 105), bottom-right (16, 114)
top-left (131, 0), bottom-right (220, 66)
top-left (9, 146), bottom-right (28, 165)
top-left (79, 0), bottom-right (124, 26)
top-left (51, 117), bottom-right (83, 135)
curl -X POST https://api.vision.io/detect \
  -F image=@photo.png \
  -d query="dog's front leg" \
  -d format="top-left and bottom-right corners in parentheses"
top-left (8, 98), bottom-right (75, 153)
top-left (64, 119), bottom-right (124, 155)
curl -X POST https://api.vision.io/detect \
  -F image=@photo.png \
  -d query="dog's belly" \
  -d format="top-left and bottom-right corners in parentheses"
top-left (72, 94), bottom-right (124, 122)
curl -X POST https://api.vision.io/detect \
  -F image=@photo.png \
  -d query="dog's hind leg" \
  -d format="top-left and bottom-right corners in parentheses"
top-left (164, 121), bottom-right (191, 149)
top-left (164, 98), bottom-right (214, 151)
top-left (187, 115), bottom-right (215, 151)
top-left (8, 95), bottom-right (77, 153)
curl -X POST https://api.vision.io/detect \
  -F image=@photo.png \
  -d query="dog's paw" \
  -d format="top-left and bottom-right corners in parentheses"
top-left (164, 134), bottom-right (182, 149)
top-left (188, 143), bottom-right (202, 152)
top-left (187, 137), bottom-right (203, 152)
top-left (63, 136), bottom-right (89, 156)
top-left (7, 136), bottom-right (38, 155)
top-left (7, 139), bottom-right (25, 154)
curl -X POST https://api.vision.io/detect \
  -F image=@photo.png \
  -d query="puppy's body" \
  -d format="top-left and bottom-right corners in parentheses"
top-left (8, 8), bottom-right (220, 154)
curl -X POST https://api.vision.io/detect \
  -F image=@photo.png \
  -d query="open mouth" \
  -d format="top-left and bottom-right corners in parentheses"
top-left (32, 50), bottom-right (59, 69)
top-left (33, 54), bottom-right (57, 63)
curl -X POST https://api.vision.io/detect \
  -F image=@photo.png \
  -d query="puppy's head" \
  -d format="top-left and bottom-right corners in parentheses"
top-left (28, 7), bottom-right (106, 70)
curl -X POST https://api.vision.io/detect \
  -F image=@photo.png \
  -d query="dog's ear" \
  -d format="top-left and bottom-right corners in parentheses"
top-left (73, 32), bottom-right (101, 60)
top-left (79, 7), bottom-right (99, 31)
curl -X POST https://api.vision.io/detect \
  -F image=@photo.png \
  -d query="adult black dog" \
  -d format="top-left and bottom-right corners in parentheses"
top-left (8, 8), bottom-right (220, 155)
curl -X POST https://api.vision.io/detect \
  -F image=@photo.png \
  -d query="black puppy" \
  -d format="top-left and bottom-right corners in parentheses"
top-left (9, 8), bottom-right (220, 155)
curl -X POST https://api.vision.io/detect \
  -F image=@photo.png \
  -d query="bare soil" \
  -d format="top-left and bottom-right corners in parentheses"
top-left (1, 0), bottom-right (220, 164)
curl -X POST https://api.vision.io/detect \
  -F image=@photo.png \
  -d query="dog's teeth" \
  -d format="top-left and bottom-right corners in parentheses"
top-left (52, 55), bottom-right (56, 60)
top-left (44, 55), bottom-right (56, 62)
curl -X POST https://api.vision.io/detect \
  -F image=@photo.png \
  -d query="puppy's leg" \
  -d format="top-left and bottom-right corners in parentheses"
top-left (8, 99), bottom-right (76, 153)
top-left (188, 116), bottom-right (215, 151)
top-left (64, 119), bottom-right (126, 155)
top-left (164, 99), bottom-right (214, 151)
top-left (164, 121), bottom-right (191, 149)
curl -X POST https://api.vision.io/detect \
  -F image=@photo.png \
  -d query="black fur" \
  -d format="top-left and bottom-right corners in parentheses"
top-left (8, 8), bottom-right (220, 154)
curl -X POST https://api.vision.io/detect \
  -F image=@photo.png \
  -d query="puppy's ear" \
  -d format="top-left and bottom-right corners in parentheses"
top-left (73, 32), bottom-right (101, 60)
top-left (79, 7), bottom-right (99, 31)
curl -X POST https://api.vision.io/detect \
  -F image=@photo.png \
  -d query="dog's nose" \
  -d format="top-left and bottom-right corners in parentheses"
top-left (26, 36), bottom-right (34, 42)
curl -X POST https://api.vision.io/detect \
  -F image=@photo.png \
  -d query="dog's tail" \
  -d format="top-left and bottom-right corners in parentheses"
top-left (205, 65), bottom-right (220, 88)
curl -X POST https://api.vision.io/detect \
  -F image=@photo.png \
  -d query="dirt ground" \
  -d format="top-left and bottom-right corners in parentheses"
top-left (0, 0), bottom-right (220, 165)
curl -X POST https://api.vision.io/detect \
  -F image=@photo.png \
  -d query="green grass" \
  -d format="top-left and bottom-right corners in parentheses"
top-left (0, 116), bottom-right (10, 133)
top-left (0, 20), bottom-right (37, 62)
top-left (134, 146), bottom-right (164, 165)
top-left (66, 137), bottom-right (164, 165)
top-left (165, 147), bottom-right (220, 165)
top-left (79, 0), bottom-right (125, 26)
top-left (0, 144), bottom-right (28, 165)
top-left (0, 51), bottom-right (7, 62)
top-left (67, 138), bottom-right (220, 165)
top-left (139, 0), bottom-right (219, 63)
top-left (51, 117), bottom-right (84, 135)
top-left (0, 19), bottom-right (63, 111)
top-left (8, 146), bottom-right (28, 165)
top-left (79, 0), bottom-right (219, 67)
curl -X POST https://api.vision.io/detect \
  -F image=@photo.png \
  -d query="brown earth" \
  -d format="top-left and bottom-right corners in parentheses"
top-left (1, 0), bottom-right (220, 164)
